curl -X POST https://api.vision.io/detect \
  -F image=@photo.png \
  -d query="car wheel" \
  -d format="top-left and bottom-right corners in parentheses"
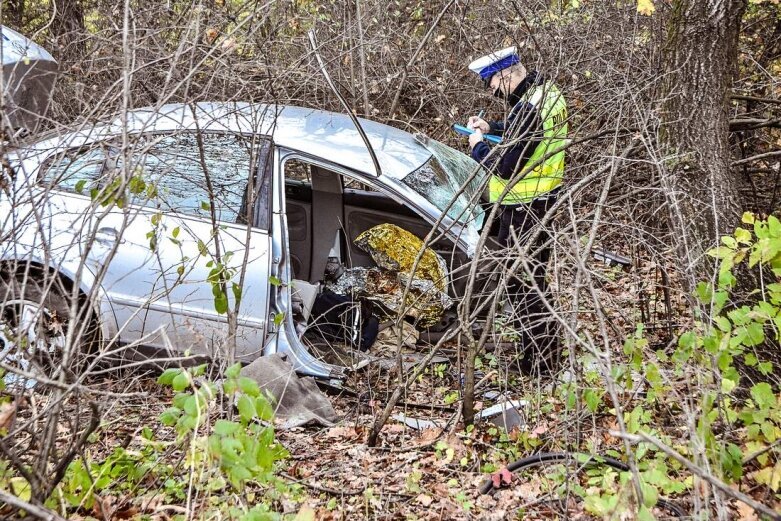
top-left (0, 274), bottom-right (98, 388)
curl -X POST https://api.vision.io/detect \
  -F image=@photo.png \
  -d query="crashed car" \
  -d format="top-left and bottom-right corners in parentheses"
top-left (0, 103), bottom-right (486, 379)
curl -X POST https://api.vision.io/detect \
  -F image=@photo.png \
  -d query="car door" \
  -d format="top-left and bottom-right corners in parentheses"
top-left (40, 132), bottom-right (273, 358)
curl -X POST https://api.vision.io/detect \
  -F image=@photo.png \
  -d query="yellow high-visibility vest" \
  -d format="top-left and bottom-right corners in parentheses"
top-left (488, 82), bottom-right (568, 204)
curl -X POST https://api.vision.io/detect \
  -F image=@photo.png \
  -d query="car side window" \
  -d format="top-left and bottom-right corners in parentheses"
top-left (284, 159), bottom-right (311, 183)
top-left (124, 133), bottom-right (258, 224)
top-left (343, 176), bottom-right (378, 192)
top-left (40, 145), bottom-right (110, 193)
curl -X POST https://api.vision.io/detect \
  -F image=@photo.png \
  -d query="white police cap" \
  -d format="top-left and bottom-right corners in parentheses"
top-left (468, 46), bottom-right (520, 82)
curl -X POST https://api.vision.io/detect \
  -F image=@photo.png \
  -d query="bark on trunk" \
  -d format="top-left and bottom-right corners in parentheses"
top-left (659, 0), bottom-right (747, 290)
top-left (52, 0), bottom-right (86, 56)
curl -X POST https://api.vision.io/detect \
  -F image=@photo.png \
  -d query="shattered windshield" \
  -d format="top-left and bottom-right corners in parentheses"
top-left (402, 137), bottom-right (486, 234)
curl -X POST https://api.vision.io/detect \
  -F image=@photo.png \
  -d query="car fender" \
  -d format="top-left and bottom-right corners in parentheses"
top-left (0, 252), bottom-right (120, 346)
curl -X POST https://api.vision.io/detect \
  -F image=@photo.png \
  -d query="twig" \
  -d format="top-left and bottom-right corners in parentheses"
top-left (387, 0), bottom-right (456, 118)
top-left (0, 489), bottom-right (67, 521)
top-left (730, 118), bottom-right (781, 131)
top-left (731, 94), bottom-right (781, 105)
top-left (743, 438), bottom-right (781, 467)
top-left (281, 472), bottom-right (365, 496)
top-left (367, 328), bottom-right (459, 447)
top-left (355, 0), bottom-right (370, 115)
top-left (308, 29), bottom-right (382, 177)
top-left (613, 430), bottom-right (781, 521)
top-left (732, 149), bottom-right (781, 166)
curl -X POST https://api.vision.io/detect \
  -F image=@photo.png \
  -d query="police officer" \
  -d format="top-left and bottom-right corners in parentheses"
top-left (466, 46), bottom-right (568, 370)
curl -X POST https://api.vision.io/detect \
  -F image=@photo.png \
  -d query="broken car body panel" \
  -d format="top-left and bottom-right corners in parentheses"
top-left (0, 103), bottom-right (485, 379)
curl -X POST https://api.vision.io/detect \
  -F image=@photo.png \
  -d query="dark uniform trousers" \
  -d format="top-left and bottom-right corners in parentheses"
top-left (496, 189), bottom-right (559, 373)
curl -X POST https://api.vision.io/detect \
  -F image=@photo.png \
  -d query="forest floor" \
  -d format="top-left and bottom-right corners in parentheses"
top-left (50, 255), bottom-right (730, 521)
top-left (7, 244), bottom-right (777, 520)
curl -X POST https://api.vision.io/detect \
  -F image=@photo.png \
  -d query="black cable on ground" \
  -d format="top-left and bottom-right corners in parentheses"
top-left (478, 451), bottom-right (687, 518)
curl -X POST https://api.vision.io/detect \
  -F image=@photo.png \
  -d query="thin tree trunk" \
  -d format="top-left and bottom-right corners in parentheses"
top-left (659, 0), bottom-right (747, 291)
top-left (52, 0), bottom-right (86, 56)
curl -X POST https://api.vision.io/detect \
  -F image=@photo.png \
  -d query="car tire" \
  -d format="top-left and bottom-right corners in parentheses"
top-left (0, 272), bottom-right (99, 387)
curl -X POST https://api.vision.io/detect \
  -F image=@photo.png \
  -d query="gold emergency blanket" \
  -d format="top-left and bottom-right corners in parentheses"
top-left (354, 224), bottom-right (448, 292)
top-left (327, 224), bottom-right (452, 327)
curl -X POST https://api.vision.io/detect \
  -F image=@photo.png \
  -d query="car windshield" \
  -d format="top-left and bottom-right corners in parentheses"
top-left (402, 137), bottom-right (486, 235)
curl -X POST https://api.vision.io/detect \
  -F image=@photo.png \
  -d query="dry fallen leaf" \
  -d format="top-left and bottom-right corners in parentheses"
top-left (0, 401), bottom-right (18, 432)
top-left (736, 500), bottom-right (759, 521)
top-left (293, 505), bottom-right (316, 521)
top-left (414, 427), bottom-right (443, 445)
top-left (324, 426), bottom-right (360, 440)
top-left (416, 493), bottom-right (433, 507)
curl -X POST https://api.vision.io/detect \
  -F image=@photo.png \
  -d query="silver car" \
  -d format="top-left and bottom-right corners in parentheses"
top-left (0, 103), bottom-right (486, 379)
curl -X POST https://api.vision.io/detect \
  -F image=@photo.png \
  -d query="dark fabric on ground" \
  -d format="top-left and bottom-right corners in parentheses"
top-left (308, 289), bottom-right (378, 351)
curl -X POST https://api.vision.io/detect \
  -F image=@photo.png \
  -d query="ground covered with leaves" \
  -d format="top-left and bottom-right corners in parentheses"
top-left (4, 235), bottom-right (780, 520)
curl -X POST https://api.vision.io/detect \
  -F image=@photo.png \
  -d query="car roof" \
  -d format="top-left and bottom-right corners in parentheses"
top-left (13, 103), bottom-right (434, 181)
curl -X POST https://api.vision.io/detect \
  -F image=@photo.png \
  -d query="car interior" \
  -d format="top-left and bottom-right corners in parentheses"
top-left (281, 158), bottom-right (470, 332)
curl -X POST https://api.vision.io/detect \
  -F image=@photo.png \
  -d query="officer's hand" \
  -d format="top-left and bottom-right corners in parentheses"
top-left (467, 116), bottom-right (490, 133)
top-left (468, 129), bottom-right (484, 149)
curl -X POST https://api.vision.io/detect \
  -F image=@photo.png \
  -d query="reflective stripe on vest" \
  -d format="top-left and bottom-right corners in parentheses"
top-left (488, 82), bottom-right (568, 204)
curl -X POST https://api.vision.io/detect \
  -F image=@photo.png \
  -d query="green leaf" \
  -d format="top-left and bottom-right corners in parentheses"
top-left (273, 312), bottom-right (285, 327)
top-left (583, 388), bottom-right (602, 412)
top-left (157, 368), bottom-right (181, 386)
top-left (637, 505), bottom-right (655, 521)
top-left (742, 212), bottom-right (755, 224)
top-left (232, 282), bottom-right (242, 305)
top-left (172, 372), bottom-right (190, 392)
top-left (678, 331), bottom-right (696, 349)
top-left (268, 275), bottom-right (282, 287)
top-left (721, 235), bottom-right (738, 249)
top-left (223, 379), bottom-right (237, 395)
top-left (213, 419), bottom-right (241, 436)
top-left (751, 382), bottom-right (776, 410)
top-left (744, 322), bottom-right (765, 346)
top-left (173, 392), bottom-right (189, 409)
top-left (128, 175), bottom-right (146, 194)
top-left (183, 394), bottom-right (200, 416)
top-left (74, 179), bottom-right (87, 193)
top-left (255, 395), bottom-right (274, 421)
top-left (769, 215), bottom-right (781, 238)
top-left (695, 282), bottom-right (712, 303)
top-left (172, 226), bottom-right (180, 239)
top-left (734, 227), bottom-right (752, 245)
top-left (213, 289), bottom-right (229, 314)
top-left (238, 376), bottom-right (260, 397)
top-left (718, 444), bottom-right (742, 484)
top-left (201, 200), bottom-right (211, 211)
top-left (721, 376), bottom-right (737, 393)
top-left (237, 394), bottom-right (256, 423)
top-left (225, 362), bottom-right (242, 379)
top-left (715, 316), bottom-right (731, 333)
top-left (160, 407), bottom-right (182, 426)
